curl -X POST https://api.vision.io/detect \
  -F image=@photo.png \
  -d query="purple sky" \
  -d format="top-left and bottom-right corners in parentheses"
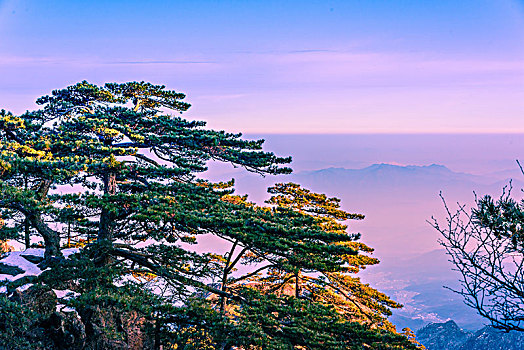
top-left (1, 0), bottom-right (524, 133)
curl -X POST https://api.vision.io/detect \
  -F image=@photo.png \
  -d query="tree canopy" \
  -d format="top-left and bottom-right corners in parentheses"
top-left (0, 81), bottom-right (418, 349)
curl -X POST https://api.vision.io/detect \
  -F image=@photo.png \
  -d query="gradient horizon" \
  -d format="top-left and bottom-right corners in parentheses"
top-left (1, 0), bottom-right (523, 134)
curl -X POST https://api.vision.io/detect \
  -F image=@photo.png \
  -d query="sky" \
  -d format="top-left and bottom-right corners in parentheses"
top-left (1, 0), bottom-right (524, 133)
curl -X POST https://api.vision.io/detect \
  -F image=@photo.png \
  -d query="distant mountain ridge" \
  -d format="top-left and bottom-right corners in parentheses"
top-left (298, 163), bottom-right (519, 188)
top-left (317, 163), bottom-right (452, 172)
top-left (416, 320), bottom-right (524, 350)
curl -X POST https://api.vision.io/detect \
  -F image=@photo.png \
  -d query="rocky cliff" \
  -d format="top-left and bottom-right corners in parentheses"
top-left (416, 320), bottom-right (524, 350)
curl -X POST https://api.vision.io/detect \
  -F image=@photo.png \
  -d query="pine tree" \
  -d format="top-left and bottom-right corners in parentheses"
top-left (0, 81), bottom-right (417, 349)
top-left (264, 183), bottom-right (402, 329)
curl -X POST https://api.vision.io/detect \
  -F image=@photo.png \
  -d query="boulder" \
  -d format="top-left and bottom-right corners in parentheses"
top-left (42, 311), bottom-right (86, 350)
top-left (80, 305), bottom-right (154, 350)
top-left (12, 284), bottom-right (58, 317)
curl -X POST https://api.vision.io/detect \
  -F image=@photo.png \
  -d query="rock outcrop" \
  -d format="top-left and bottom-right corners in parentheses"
top-left (4, 284), bottom-right (153, 349)
top-left (416, 320), bottom-right (524, 350)
top-left (416, 320), bottom-right (471, 350)
top-left (0, 249), bottom-right (154, 349)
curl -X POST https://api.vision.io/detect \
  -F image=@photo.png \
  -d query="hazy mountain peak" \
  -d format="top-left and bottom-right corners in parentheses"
top-left (416, 320), bottom-right (472, 350)
top-left (306, 163), bottom-right (455, 175)
top-left (420, 320), bottom-right (462, 332)
top-left (364, 163), bottom-right (452, 172)
top-left (416, 320), bottom-right (524, 350)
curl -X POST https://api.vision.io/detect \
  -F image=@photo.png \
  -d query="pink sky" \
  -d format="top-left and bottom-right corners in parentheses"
top-left (1, 0), bottom-right (524, 133)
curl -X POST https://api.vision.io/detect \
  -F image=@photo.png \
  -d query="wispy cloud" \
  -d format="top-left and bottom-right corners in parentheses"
top-left (1, 48), bottom-right (523, 134)
top-left (287, 49), bottom-right (335, 54)
top-left (108, 60), bottom-right (216, 65)
top-left (0, 55), bottom-right (217, 66)
top-left (231, 50), bottom-right (524, 88)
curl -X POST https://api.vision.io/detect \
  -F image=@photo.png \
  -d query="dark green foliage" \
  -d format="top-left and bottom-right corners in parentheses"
top-left (0, 81), bottom-right (416, 349)
top-left (157, 289), bottom-right (415, 350)
top-left (472, 193), bottom-right (524, 249)
top-left (233, 289), bottom-right (414, 350)
top-left (0, 295), bottom-right (42, 349)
